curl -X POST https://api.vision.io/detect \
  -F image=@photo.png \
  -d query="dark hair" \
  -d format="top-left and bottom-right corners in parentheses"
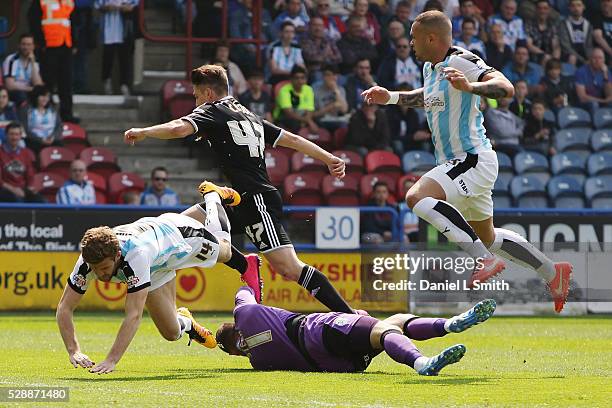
top-left (19, 33), bottom-right (34, 41)
top-left (322, 64), bottom-right (339, 74)
top-left (191, 64), bottom-right (229, 96)
top-left (215, 39), bottom-right (230, 49)
top-left (0, 85), bottom-right (7, 94)
top-left (396, 0), bottom-right (411, 9)
top-left (291, 65), bottom-right (307, 77)
top-left (216, 323), bottom-right (238, 354)
top-left (151, 166), bottom-right (168, 179)
top-left (29, 85), bottom-right (50, 107)
top-left (515, 45), bottom-right (529, 53)
top-left (247, 69), bottom-right (265, 79)
top-left (459, 0), bottom-right (474, 6)
top-left (373, 181), bottom-right (388, 190)
top-left (80, 226), bottom-right (120, 264)
top-left (545, 58), bottom-right (561, 71)
top-left (536, 0), bottom-right (550, 5)
top-left (424, 0), bottom-right (444, 12)
top-left (280, 21), bottom-right (296, 31)
top-left (531, 98), bottom-right (547, 108)
top-left (5, 121), bottom-right (22, 134)
top-left (462, 17), bottom-right (476, 27)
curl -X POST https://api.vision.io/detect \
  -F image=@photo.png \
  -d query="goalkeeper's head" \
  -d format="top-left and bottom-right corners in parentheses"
top-left (80, 226), bottom-right (121, 282)
top-left (216, 323), bottom-right (246, 356)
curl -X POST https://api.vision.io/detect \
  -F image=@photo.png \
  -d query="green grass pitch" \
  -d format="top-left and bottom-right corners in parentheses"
top-left (0, 312), bottom-right (610, 407)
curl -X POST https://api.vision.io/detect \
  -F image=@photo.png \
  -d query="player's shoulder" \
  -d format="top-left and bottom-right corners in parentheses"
top-left (448, 46), bottom-right (484, 64)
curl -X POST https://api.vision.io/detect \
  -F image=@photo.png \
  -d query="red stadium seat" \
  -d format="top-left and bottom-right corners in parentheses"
top-left (291, 151), bottom-right (327, 173)
top-left (365, 150), bottom-right (402, 177)
top-left (275, 146), bottom-right (294, 161)
top-left (283, 172), bottom-right (322, 205)
top-left (61, 123), bottom-right (89, 156)
top-left (80, 147), bottom-right (121, 179)
top-left (265, 149), bottom-right (290, 187)
top-left (84, 172), bottom-right (107, 204)
top-left (322, 174), bottom-right (360, 206)
top-left (39, 146), bottom-right (76, 179)
top-left (29, 172), bottom-right (65, 203)
top-left (108, 172), bottom-right (145, 203)
top-left (360, 173), bottom-right (397, 204)
top-left (332, 150), bottom-right (364, 173)
top-left (298, 127), bottom-right (333, 151)
top-left (168, 97), bottom-right (195, 119)
top-left (162, 80), bottom-right (192, 110)
top-left (333, 127), bottom-right (348, 149)
top-left (397, 174), bottom-right (421, 201)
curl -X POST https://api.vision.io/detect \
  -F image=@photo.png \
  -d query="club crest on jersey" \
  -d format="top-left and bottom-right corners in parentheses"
top-left (126, 275), bottom-right (140, 289)
top-left (73, 274), bottom-right (87, 288)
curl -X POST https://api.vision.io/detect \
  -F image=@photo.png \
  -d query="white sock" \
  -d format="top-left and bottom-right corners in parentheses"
top-left (444, 317), bottom-right (457, 333)
top-left (413, 356), bottom-right (430, 372)
top-left (203, 192), bottom-right (231, 242)
top-left (489, 228), bottom-right (556, 281)
top-left (412, 197), bottom-right (491, 259)
top-left (177, 314), bottom-right (192, 337)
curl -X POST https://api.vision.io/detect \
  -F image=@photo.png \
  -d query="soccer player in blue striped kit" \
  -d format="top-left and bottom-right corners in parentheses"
top-left (362, 10), bottom-right (573, 313)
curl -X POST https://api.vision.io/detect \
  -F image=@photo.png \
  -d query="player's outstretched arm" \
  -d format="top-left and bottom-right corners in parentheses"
top-left (56, 285), bottom-right (94, 369)
top-left (89, 289), bottom-right (148, 374)
top-left (276, 130), bottom-right (345, 179)
top-left (444, 68), bottom-right (514, 99)
top-left (124, 119), bottom-right (195, 145)
top-left (361, 85), bottom-right (425, 107)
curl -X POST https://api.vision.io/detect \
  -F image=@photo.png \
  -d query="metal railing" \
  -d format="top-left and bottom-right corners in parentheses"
top-left (0, 0), bottom-right (20, 39)
top-left (138, 0), bottom-right (265, 79)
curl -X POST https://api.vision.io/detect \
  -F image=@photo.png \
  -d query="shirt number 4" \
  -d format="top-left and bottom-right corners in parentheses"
top-left (228, 120), bottom-right (265, 159)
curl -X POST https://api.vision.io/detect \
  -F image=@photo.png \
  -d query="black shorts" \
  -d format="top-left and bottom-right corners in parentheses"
top-left (229, 190), bottom-right (292, 252)
top-left (322, 315), bottom-right (382, 372)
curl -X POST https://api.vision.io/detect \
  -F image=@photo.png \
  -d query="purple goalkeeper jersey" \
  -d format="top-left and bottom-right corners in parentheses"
top-left (233, 287), bottom-right (365, 372)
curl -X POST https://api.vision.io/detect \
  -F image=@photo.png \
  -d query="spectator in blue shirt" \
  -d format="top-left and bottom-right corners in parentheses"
top-left (502, 45), bottom-right (543, 94)
top-left (272, 0), bottom-right (309, 40)
top-left (574, 47), bottom-right (612, 113)
top-left (487, 0), bottom-right (527, 50)
top-left (453, 17), bottom-right (486, 59)
top-left (141, 166), bottom-right (180, 206)
top-left (56, 160), bottom-right (96, 205)
top-left (451, 0), bottom-right (485, 39)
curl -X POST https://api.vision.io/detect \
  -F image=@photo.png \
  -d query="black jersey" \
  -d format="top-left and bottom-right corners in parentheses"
top-left (182, 96), bottom-right (283, 195)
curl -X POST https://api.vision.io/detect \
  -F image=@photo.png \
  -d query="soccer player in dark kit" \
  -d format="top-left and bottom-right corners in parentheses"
top-left (124, 64), bottom-right (353, 313)
top-left (216, 286), bottom-right (496, 375)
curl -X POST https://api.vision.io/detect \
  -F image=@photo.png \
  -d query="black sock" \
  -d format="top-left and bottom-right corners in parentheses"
top-left (298, 265), bottom-right (353, 313)
top-left (224, 245), bottom-right (248, 274)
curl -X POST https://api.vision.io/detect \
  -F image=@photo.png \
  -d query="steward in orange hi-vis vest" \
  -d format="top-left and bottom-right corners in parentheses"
top-left (40, 0), bottom-right (74, 48)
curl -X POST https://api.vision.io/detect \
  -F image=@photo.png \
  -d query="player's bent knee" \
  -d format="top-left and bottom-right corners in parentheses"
top-left (158, 327), bottom-right (181, 342)
top-left (405, 190), bottom-right (422, 209)
top-left (370, 321), bottom-right (402, 350)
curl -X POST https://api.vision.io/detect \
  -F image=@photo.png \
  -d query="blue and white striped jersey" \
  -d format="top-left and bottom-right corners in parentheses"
top-left (422, 46), bottom-right (495, 164)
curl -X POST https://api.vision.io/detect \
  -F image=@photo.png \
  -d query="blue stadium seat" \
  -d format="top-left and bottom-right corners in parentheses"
top-left (513, 151), bottom-right (550, 184)
top-left (557, 107), bottom-right (591, 129)
top-left (493, 174), bottom-right (512, 207)
top-left (587, 152), bottom-right (612, 176)
top-left (495, 172), bottom-right (513, 192)
top-left (561, 62), bottom-right (576, 78)
top-left (402, 150), bottom-right (436, 174)
top-left (550, 152), bottom-right (586, 175)
top-left (544, 109), bottom-right (556, 124)
top-left (493, 195), bottom-right (513, 208)
top-left (554, 128), bottom-right (592, 152)
top-left (591, 129), bottom-right (612, 152)
top-left (496, 151), bottom-right (513, 172)
top-left (584, 176), bottom-right (612, 209)
top-left (562, 173), bottom-right (586, 187)
top-left (510, 175), bottom-right (548, 208)
top-left (547, 175), bottom-right (585, 208)
top-left (593, 108), bottom-right (612, 129)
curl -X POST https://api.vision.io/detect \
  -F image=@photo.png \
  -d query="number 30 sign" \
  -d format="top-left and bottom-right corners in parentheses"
top-left (315, 208), bottom-right (360, 249)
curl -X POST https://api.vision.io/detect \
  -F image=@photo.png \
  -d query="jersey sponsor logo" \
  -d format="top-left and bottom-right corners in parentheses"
top-left (244, 330), bottom-right (273, 349)
top-left (458, 178), bottom-right (470, 194)
top-left (424, 92), bottom-right (445, 111)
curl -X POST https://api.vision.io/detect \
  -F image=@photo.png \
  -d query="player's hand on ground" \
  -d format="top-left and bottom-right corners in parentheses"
top-left (361, 86), bottom-right (391, 105)
top-left (89, 359), bottom-right (115, 375)
top-left (328, 156), bottom-right (345, 179)
top-left (69, 351), bottom-right (94, 369)
top-left (443, 67), bottom-right (473, 93)
top-left (124, 128), bottom-right (146, 145)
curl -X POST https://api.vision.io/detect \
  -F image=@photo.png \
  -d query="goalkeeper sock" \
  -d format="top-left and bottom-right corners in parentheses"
top-left (412, 197), bottom-right (491, 259)
top-left (489, 228), bottom-right (555, 281)
top-left (403, 317), bottom-right (448, 340)
top-left (224, 245), bottom-right (248, 274)
top-left (298, 265), bottom-right (353, 313)
top-left (381, 331), bottom-right (423, 368)
top-left (177, 314), bottom-right (192, 338)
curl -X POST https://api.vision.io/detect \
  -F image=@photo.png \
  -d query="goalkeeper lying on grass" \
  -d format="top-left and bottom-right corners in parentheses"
top-left (216, 287), bottom-right (496, 375)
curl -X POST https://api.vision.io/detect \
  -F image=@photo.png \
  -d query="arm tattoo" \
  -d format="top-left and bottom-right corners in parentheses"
top-left (471, 82), bottom-right (509, 99)
top-left (397, 89), bottom-right (425, 107)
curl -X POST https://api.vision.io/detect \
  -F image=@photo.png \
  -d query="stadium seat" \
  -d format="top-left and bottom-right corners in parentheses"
top-left (333, 127), bottom-right (348, 149)
top-left (584, 176), bottom-right (612, 209)
top-left (162, 80), bottom-right (192, 109)
top-left (291, 151), bottom-right (327, 173)
top-left (401, 150), bottom-right (436, 174)
top-left (83, 172), bottom-right (107, 204)
top-left (365, 150), bottom-right (402, 177)
top-left (298, 127), bottom-right (333, 151)
top-left (61, 123), bottom-right (89, 156)
top-left (332, 150), bottom-right (364, 173)
top-left (494, 173), bottom-right (512, 193)
top-left (557, 107), bottom-right (591, 129)
top-left (493, 194), bottom-right (513, 208)
top-left (543, 109), bottom-right (556, 124)
top-left (550, 152), bottom-right (586, 175)
top-left (322, 174), bottom-right (360, 206)
top-left (591, 129), bottom-right (612, 152)
top-left (513, 151), bottom-right (550, 184)
top-left (29, 172), bottom-right (65, 203)
top-left (547, 175), bottom-right (585, 208)
top-left (283, 172), bottom-right (323, 206)
top-left (593, 107), bottom-right (612, 129)
top-left (80, 147), bottom-right (121, 179)
top-left (168, 97), bottom-right (195, 120)
top-left (554, 128), bottom-right (591, 152)
top-left (493, 175), bottom-right (513, 208)
top-left (397, 173), bottom-right (420, 201)
top-left (496, 151), bottom-right (513, 173)
top-left (587, 152), bottom-right (612, 176)
top-left (108, 172), bottom-right (145, 203)
top-left (39, 146), bottom-right (76, 179)
top-left (360, 173), bottom-right (397, 203)
top-left (265, 149), bottom-right (290, 187)
top-left (510, 175), bottom-right (548, 208)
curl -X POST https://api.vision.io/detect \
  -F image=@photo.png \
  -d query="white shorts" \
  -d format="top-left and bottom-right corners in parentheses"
top-left (423, 150), bottom-right (498, 222)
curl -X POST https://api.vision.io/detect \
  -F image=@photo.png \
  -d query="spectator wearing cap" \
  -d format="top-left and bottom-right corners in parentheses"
top-left (56, 159), bottom-right (96, 205)
top-left (141, 167), bottom-right (180, 206)
top-left (1, 33), bottom-right (44, 106)
top-left (487, 0), bottom-right (527, 50)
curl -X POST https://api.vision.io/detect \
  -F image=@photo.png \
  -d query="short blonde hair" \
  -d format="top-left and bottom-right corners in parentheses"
top-left (414, 10), bottom-right (452, 37)
top-left (80, 226), bottom-right (119, 264)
